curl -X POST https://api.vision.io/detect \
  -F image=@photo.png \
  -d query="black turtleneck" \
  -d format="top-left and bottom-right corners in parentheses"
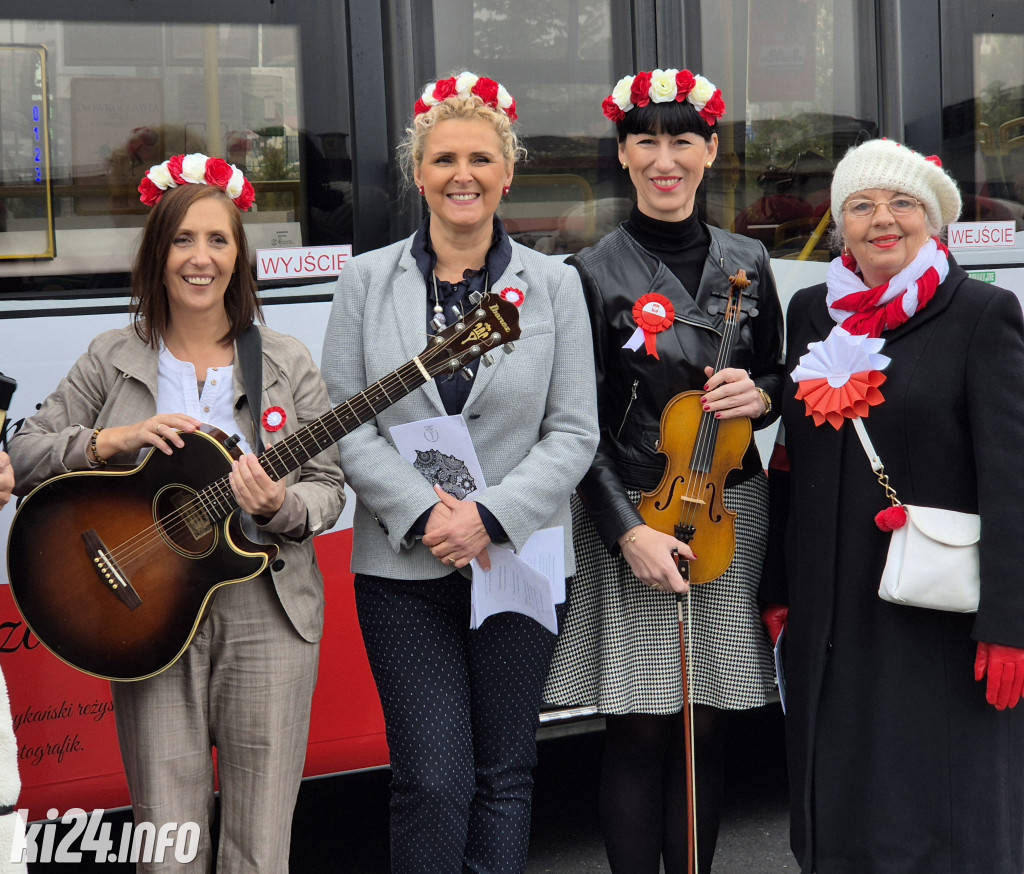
top-left (624, 205), bottom-right (710, 297)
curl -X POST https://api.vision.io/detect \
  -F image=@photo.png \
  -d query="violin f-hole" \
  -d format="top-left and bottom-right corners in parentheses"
top-left (655, 475), bottom-right (687, 512)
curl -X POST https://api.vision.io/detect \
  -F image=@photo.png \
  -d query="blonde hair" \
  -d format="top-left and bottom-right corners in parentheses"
top-left (397, 94), bottom-right (525, 186)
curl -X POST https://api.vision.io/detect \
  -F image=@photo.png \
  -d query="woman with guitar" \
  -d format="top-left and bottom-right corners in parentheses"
top-left (321, 73), bottom-right (598, 873)
top-left (544, 70), bottom-right (784, 873)
top-left (8, 158), bottom-right (345, 872)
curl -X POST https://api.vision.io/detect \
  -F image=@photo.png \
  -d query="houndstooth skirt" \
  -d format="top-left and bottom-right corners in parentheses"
top-left (544, 473), bottom-right (776, 715)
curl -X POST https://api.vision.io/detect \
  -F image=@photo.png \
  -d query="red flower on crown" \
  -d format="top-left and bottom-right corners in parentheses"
top-left (138, 153), bottom-right (255, 211)
top-left (414, 72), bottom-right (518, 123)
top-left (603, 69), bottom-right (727, 126)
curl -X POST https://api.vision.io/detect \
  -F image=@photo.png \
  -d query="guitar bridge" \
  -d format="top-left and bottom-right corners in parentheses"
top-left (82, 529), bottom-right (142, 610)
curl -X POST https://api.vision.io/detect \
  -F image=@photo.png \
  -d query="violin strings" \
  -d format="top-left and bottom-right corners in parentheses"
top-left (678, 293), bottom-right (742, 540)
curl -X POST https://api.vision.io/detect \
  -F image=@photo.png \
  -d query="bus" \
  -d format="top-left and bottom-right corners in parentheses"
top-left (0, 0), bottom-right (1022, 823)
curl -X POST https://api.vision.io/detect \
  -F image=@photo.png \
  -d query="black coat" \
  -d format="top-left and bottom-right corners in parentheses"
top-left (573, 224), bottom-right (784, 550)
top-left (766, 259), bottom-right (1024, 873)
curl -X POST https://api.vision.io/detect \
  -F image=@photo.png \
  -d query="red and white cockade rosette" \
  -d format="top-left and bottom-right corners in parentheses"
top-left (500, 287), bottom-right (524, 308)
top-left (261, 406), bottom-right (287, 432)
top-left (623, 293), bottom-right (675, 360)
top-left (790, 327), bottom-right (890, 430)
top-left (139, 153), bottom-right (256, 211)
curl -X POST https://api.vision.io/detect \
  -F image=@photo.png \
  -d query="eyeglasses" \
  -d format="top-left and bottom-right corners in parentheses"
top-left (843, 196), bottom-right (922, 218)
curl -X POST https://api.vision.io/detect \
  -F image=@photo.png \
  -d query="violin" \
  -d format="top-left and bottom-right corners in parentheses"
top-left (637, 270), bottom-right (753, 584)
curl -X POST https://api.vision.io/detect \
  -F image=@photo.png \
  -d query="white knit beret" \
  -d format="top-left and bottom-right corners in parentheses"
top-left (831, 138), bottom-right (962, 229)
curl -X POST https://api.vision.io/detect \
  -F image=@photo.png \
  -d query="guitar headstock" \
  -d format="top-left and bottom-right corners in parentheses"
top-left (418, 292), bottom-right (523, 380)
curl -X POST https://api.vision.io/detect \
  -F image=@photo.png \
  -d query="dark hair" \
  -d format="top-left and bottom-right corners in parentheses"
top-left (131, 183), bottom-right (262, 347)
top-left (615, 100), bottom-right (715, 143)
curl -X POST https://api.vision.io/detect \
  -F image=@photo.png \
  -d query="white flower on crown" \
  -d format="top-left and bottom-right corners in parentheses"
top-left (226, 167), bottom-right (245, 200)
top-left (147, 163), bottom-right (175, 191)
top-left (649, 69), bottom-right (679, 103)
top-left (455, 71), bottom-right (480, 96)
top-left (689, 75), bottom-right (716, 110)
top-left (610, 75), bottom-right (635, 113)
top-left (497, 84), bottom-right (515, 112)
top-left (180, 153), bottom-right (209, 184)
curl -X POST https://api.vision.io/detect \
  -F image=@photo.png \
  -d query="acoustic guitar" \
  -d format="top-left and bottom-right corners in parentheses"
top-left (7, 293), bottom-right (520, 681)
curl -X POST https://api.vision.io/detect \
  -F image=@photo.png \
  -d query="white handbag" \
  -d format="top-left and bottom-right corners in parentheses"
top-left (852, 419), bottom-right (980, 613)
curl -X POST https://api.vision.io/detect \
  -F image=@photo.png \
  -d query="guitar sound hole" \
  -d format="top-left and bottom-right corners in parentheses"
top-left (154, 485), bottom-right (217, 558)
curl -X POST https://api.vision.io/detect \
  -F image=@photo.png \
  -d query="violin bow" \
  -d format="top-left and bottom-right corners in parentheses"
top-left (673, 562), bottom-right (699, 874)
top-left (673, 268), bottom-right (752, 873)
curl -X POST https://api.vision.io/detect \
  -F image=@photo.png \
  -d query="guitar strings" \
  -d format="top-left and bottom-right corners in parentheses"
top-left (101, 305), bottom-right (499, 572)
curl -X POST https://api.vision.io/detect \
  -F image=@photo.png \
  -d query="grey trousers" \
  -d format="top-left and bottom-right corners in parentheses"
top-left (112, 575), bottom-right (319, 873)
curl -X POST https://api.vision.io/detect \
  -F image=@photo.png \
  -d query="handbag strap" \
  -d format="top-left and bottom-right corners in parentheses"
top-left (237, 324), bottom-right (264, 456)
top-left (851, 417), bottom-right (901, 507)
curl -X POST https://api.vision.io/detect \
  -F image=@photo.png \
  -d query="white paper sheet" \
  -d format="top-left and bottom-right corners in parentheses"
top-left (391, 415), bottom-right (565, 633)
top-left (389, 414), bottom-right (487, 499)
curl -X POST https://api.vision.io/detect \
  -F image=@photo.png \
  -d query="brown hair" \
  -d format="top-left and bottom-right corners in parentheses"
top-left (131, 183), bottom-right (261, 347)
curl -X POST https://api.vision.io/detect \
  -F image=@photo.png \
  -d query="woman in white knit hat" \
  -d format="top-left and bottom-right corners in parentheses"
top-left (761, 137), bottom-right (1024, 872)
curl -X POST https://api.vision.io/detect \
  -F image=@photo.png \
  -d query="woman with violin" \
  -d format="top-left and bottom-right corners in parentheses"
top-left (544, 70), bottom-right (784, 873)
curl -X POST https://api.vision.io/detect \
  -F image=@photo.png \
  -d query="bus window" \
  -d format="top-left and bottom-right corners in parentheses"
top-left (940, 0), bottom-right (1024, 229)
top-left (423, 0), bottom-right (635, 254)
top-left (700, 0), bottom-right (879, 261)
top-left (0, 16), bottom-right (353, 295)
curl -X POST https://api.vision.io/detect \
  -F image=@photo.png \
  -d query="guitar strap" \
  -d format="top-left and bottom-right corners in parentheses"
top-left (237, 324), bottom-right (264, 456)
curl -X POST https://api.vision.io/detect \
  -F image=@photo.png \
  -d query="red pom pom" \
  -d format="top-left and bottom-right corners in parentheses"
top-left (875, 504), bottom-right (908, 532)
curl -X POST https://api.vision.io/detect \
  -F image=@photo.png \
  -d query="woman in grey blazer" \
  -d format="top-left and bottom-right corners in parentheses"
top-left (321, 73), bottom-right (598, 873)
top-left (9, 160), bottom-right (345, 873)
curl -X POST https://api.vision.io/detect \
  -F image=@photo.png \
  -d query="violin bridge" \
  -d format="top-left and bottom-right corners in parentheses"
top-left (679, 496), bottom-right (706, 507)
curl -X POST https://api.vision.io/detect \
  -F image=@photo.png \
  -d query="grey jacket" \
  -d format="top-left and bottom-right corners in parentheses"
top-left (9, 324), bottom-right (345, 642)
top-left (321, 234), bottom-right (599, 579)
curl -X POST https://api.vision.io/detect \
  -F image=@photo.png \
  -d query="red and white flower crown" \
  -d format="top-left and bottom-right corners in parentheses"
top-left (414, 72), bottom-right (518, 123)
top-left (139, 153), bottom-right (256, 211)
top-left (602, 69), bottom-right (726, 126)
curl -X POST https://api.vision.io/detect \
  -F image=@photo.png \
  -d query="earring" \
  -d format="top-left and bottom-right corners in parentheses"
top-left (621, 162), bottom-right (628, 170)
top-left (502, 186), bottom-right (510, 197)
top-left (418, 186), bottom-right (424, 196)
top-left (705, 162), bottom-right (713, 169)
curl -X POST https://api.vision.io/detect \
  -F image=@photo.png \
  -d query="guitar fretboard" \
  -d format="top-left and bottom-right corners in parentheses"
top-left (197, 357), bottom-right (430, 521)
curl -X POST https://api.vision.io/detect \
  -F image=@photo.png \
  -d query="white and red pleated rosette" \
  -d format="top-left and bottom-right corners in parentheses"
top-left (790, 327), bottom-right (890, 430)
top-left (622, 293), bottom-right (675, 360)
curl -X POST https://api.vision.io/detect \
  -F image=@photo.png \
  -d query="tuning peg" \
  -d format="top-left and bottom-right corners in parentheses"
top-left (482, 353), bottom-right (495, 367)
top-left (502, 342), bottom-right (516, 354)
top-left (469, 291), bottom-right (483, 305)
top-left (431, 317), bottom-right (445, 332)
top-left (460, 367), bottom-right (474, 381)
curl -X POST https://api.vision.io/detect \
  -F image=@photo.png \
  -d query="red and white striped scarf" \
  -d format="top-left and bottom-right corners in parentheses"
top-left (825, 237), bottom-right (950, 337)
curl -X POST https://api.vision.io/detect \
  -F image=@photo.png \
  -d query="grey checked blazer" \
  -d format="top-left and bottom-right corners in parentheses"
top-left (321, 234), bottom-right (599, 579)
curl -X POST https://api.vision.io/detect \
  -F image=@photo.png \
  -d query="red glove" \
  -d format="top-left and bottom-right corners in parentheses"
top-left (761, 604), bottom-right (789, 647)
top-left (974, 642), bottom-right (1024, 710)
